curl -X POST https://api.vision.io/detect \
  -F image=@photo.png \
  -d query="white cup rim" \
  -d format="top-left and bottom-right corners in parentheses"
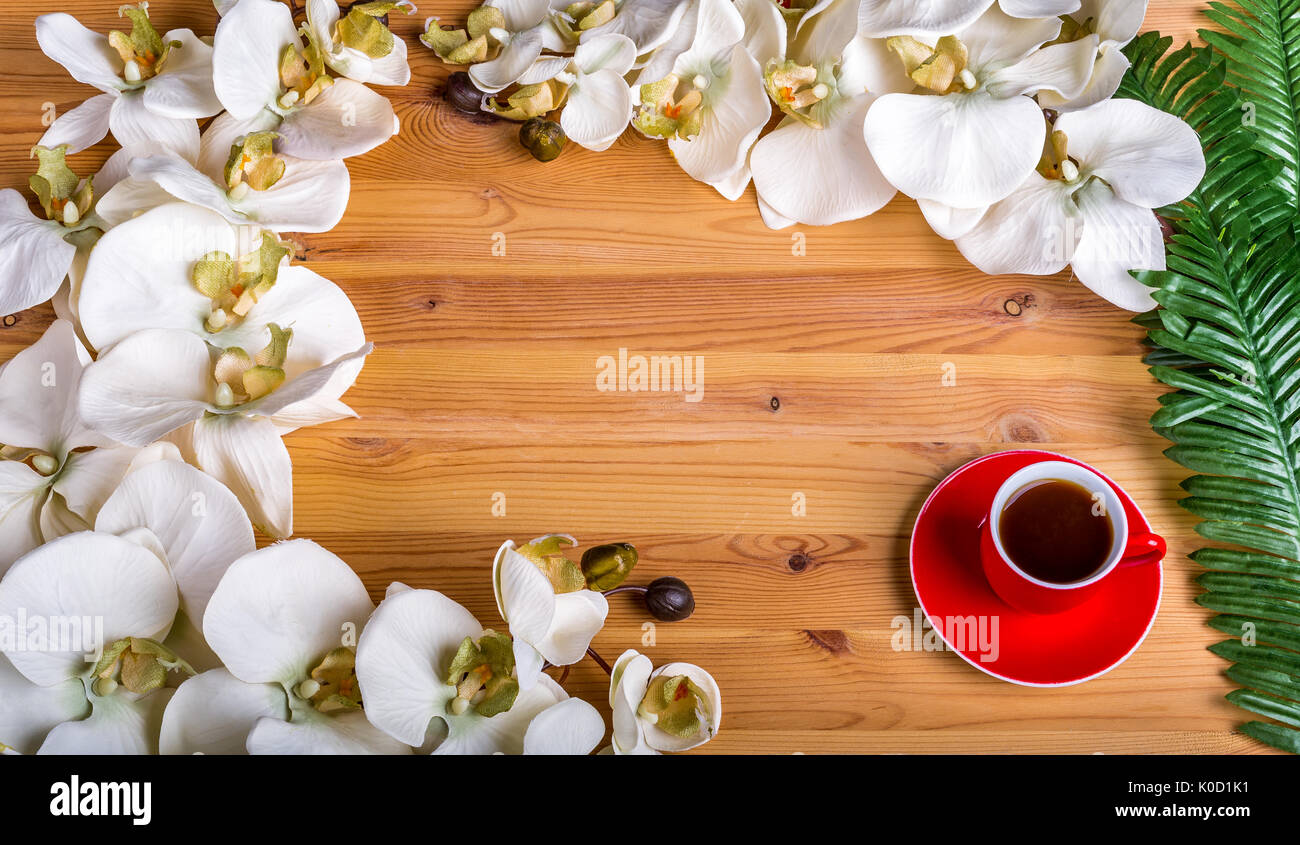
top-left (989, 461), bottom-right (1128, 591)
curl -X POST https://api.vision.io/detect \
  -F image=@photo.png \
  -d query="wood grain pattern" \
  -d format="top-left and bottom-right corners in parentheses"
top-left (0, 0), bottom-right (1266, 754)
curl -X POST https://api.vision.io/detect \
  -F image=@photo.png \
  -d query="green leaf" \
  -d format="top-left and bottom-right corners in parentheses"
top-left (1123, 7), bottom-right (1300, 754)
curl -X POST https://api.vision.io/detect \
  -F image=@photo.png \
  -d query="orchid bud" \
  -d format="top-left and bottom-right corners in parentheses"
top-left (581, 542), bottom-right (638, 590)
top-left (519, 118), bottom-right (566, 162)
top-left (445, 72), bottom-right (487, 114)
top-left (645, 576), bottom-right (694, 621)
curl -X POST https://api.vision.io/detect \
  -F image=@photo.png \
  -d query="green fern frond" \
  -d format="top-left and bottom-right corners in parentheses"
top-left (1119, 6), bottom-right (1300, 754)
top-left (1200, 0), bottom-right (1300, 212)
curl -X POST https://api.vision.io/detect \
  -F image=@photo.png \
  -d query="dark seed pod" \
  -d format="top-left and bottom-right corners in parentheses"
top-left (645, 576), bottom-right (694, 622)
top-left (581, 543), bottom-right (638, 591)
top-left (519, 117), bottom-right (566, 162)
top-left (445, 72), bottom-right (486, 114)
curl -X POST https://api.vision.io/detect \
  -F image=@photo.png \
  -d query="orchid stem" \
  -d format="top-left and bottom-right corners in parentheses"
top-left (602, 585), bottom-right (649, 598)
top-left (586, 647), bottom-right (612, 676)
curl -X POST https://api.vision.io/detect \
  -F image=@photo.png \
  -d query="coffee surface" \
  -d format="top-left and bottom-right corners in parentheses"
top-left (999, 479), bottom-right (1114, 584)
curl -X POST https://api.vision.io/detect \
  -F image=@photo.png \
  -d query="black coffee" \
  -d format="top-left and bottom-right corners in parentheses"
top-left (998, 479), bottom-right (1114, 584)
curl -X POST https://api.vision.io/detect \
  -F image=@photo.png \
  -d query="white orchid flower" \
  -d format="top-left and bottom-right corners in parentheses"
top-left (574, 0), bottom-right (692, 56)
top-left (630, 0), bottom-right (769, 193)
top-left (951, 98), bottom-right (1204, 311)
top-left (35, 5), bottom-right (220, 161)
top-left (608, 649), bottom-right (720, 754)
top-left (0, 146), bottom-right (106, 317)
top-left (0, 533), bottom-right (178, 754)
top-left (1037, 0), bottom-right (1147, 112)
top-left (0, 459), bottom-right (251, 758)
top-left (213, 0), bottom-right (399, 161)
top-left (493, 535), bottom-right (609, 690)
top-left (76, 297), bottom-right (370, 537)
top-left (355, 583), bottom-right (606, 754)
top-left (749, 0), bottom-right (905, 226)
top-left (0, 319), bottom-right (144, 573)
top-left (857, 0), bottom-right (1080, 38)
top-left (499, 33), bottom-right (637, 151)
top-left (96, 115), bottom-right (351, 233)
top-left (864, 5), bottom-right (1099, 209)
top-left (306, 0), bottom-right (416, 86)
top-left (160, 540), bottom-right (410, 754)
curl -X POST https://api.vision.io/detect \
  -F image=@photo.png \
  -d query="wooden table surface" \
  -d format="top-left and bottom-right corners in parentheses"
top-left (1, 0), bottom-right (1267, 754)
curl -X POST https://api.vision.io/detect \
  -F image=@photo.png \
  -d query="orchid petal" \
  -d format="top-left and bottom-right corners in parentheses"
top-left (736, 0), bottom-right (785, 65)
top-left (999, 0), bottom-right (1080, 16)
top-left (35, 13), bottom-right (124, 94)
top-left (1039, 44), bottom-right (1130, 112)
top-left (632, 0), bottom-right (698, 86)
top-left (90, 176), bottom-right (179, 229)
top-left (159, 667), bottom-right (288, 754)
top-left (78, 328), bottom-right (214, 447)
top-left (470, 27), bottom-right (546, 94)
top-left (985, 35), bottom-right (1098, 100)
top-left (109, 90), bottom-right (201, 162)
top-left (562, 68), bottom-right (633, 152)
top-left (96, 459), bottom-right (255, 624)
top-left (493, 541), bottom-right (556, 644)
top-left (0, 532), bottom-right (177, 687)
top-left (684, 0), bottom-right (745, 59)
top-left (753, 99), bottom-right (896, 226)
top-left (960, 5), bottom-right (1062, 69)
top-left (0, 189), bottom-right (76, 317)
top-left (229, 157), bottom-right (352, 233)
top-left (610, 649), bottom-right (654, 754)
top-left (1087, 0), bottom-right (1146, 45)
top-left (145, 29), bottom-right (224, 119)
top-left (0, 463), bottom-right (46, 575)
top-left (1056, 98), bottom-right (1207, 209)
top-left (354, 587), bottom-right (483, 747)
top-left (581, 0), bottom-right (690, 55)
top-left (0, 655), bottom-right (88, 755)
top-left (0, 319), bottom-right (106, 456)
top-left (534, 589), bottom-right (608, 666)
top-left (513, 639), bottom-right (546, 691)
top-left (39, 93), bottom-right (114, 155)
top-left (856, 0), bottom-right (991, 38)
top-left (38, 689), bottom-right (173, 755)
top-left (574, 33), bottom-right (638, 77)
top-left (79, 202), bottom-right (236, 353)
top-left (865, 90), bottom-right (1046, 207)
top-left (954, 175), bottom-right (1077, 274)
top-left (710, 162), bottom-right (751, 201)
top-left (49, 445), bottom-right (145, 529)
top-left (918, 199), bottom-right (988, 240)
top-left (1070, 180), bottom-right (1164, 312)
top-left (523, 696), bottom-right (605, 754)
top-left (490, 0), bottom-right (552, 30)
top-left (213, 0), bottom-right (299, 119)
top-left (668, 50), bottom-right (768, 182)
top-left (203, 540), bottom-right (374, 688)
top-left (247, 707), bottom-right (412, 754)
top-left (757, 196), bottom-right (796, 230)
top-left (189, 413), bottom-right (294, 539)
top-left (275, 79), bottom-right (397, 161)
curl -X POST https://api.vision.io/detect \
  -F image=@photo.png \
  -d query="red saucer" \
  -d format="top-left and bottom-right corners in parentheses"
top-left (909, 450), bottom-right (1163, 686)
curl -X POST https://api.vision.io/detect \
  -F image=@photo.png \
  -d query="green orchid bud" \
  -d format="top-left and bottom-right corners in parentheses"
top-left (28, 145), bottom-right (93, 226)
top-left (638, 674), bottom-right (711, 739)
top-left (335, 1), bottom-right (412, 58)
top-left (225, 131), bottom-right (286, 192)
top-left (445, 630), bottom-right (520, 717)
top-left (108, 4), bottom-right (180, 83)
top-left (580, 542), bottom-right (638, 590)
top-left (519, 117), bottom-right (567, 162)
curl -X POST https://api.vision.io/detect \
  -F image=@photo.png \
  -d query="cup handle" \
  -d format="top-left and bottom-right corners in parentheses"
top-left (1117, 532), bottom-right (1166, 569)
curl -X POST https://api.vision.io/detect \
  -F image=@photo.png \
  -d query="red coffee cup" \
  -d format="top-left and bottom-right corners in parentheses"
top-left (980, 460), bottom-right (1166, 614)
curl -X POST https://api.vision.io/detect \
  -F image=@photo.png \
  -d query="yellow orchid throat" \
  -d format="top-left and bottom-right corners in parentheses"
top-left (887, 35), bottom-right (977, 95)
top-left (28, 145), bottom-right (93, 227)
top-left (763, 60), bottom-right (832, 128)
top-left (638, 674), bottom-right (711, 739)
top-left (634, 74), bottom-right (709, 141)
top-left (296, 647), bottom-right (364, 714)
top-left (444, 630), bottom-right (519, 717)
top-left (191, 231), bottom-right (291, 333)
top-left (333, 1), bottom-right (412, 59)
top-left (1038, 127), bottom-right (1082, 183)
top-left (211, 323), bottom-right (293, 409)
top-left (224, 131), bottom-right (286, 196)
top-left (278, 26), bottom-right (334, 109)
top-left (420, 6), bottom-right (508, 65)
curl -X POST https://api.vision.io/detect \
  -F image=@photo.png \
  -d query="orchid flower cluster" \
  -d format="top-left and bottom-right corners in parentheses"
top-left (425, 0), bottom-right (1206, 312)
top-left (0, 0), bottom-right (721, 755)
